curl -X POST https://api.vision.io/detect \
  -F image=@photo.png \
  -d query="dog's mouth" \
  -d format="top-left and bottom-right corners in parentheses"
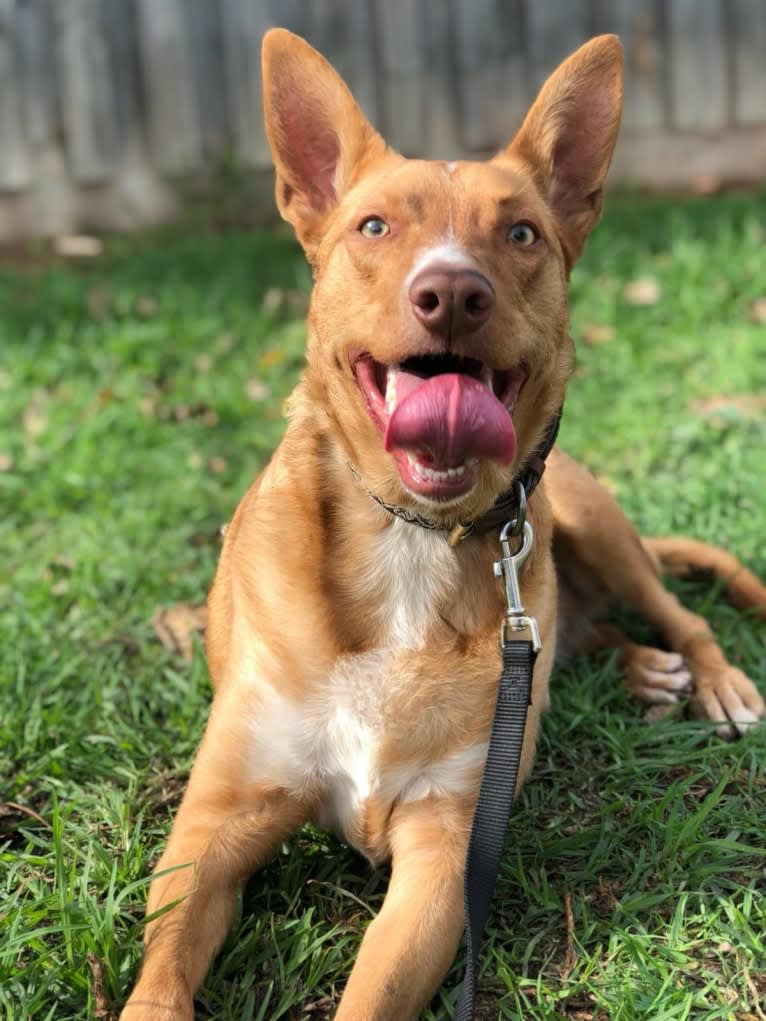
top-left (352, 352), bottom-right (527, 501)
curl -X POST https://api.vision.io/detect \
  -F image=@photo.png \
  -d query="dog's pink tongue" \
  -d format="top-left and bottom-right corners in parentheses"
top-left (385, 373), bottom-right (516, 466)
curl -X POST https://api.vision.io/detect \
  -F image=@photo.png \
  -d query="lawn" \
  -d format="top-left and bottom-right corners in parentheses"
top-left (1, 192), bottom-right (765, 1021)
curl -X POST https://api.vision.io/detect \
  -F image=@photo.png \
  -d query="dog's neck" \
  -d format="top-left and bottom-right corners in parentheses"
top-left (346, 410), bottom-right (562, 546)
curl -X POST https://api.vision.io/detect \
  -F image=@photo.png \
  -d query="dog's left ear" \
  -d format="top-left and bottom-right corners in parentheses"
top-left (262, 28), bottom-right (387, 258)
top-left (500, 35), bottom-right (623, 265)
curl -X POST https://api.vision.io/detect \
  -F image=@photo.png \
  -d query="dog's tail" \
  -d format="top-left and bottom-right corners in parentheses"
top-left (642, 536), bottom-right (766, 618)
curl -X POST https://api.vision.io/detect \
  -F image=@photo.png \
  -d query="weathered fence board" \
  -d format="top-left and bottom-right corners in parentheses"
top-left (668, 0), bottom-right (727, 131)
top-left (0, 0), bottom-right (28, 190)
top-left (375, 0), bottom-right (428, 155)
top-left (525, 0), bottom-right (590, 90)
top-left (608, 0), bottom-right (666, 132)
top-left (0, 0), bottom-right (764, 240)
top-left (220, 0), bottom-right (271, 167)
top-left (731, 0), bottom-right (766, 126)
top-left (136, 0), bottom-right (203, 174)
top-left (419, 2), bottom-right (462, 157)
top-left (455, 0), bottom-right (530, 152)
top-left (55, 0), bottom-right (119, 184)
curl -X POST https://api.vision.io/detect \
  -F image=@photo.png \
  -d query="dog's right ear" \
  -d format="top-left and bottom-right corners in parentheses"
top-left (262, 29), bottom-right (386, 257)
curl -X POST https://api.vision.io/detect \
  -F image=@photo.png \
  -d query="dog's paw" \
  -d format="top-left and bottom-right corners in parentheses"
top-left (624, 648), bottom-right (693, 705)
top-left (689, 665), bottom-right (766, 740)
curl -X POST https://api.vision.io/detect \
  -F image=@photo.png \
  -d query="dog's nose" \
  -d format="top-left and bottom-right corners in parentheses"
top-left (409, 265), bottom-right (495, 339)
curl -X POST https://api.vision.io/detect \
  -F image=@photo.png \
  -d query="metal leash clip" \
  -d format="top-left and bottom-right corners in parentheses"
top-left (493, 483), bottom-right (542, 653)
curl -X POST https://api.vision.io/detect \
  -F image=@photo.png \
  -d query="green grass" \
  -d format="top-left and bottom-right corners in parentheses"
top-left (1, 192), bottom-right (765, 1021)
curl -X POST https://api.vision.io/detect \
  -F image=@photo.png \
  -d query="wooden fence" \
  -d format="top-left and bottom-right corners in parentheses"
top-left (1, 0), bottom-right (765, 241)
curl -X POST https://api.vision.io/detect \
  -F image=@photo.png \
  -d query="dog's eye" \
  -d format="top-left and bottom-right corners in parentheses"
top-left (507, 222), bottom-right (538, 247)
top-left (360, 217), bottom-right (390, 238)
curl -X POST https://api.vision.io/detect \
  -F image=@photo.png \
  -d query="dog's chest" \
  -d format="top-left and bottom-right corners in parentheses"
top-left (248, 524), bottom-right (490, 848)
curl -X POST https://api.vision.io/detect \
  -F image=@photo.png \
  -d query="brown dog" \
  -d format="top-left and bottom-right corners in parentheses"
top-left (121, 30), bottom-right (766, 1021)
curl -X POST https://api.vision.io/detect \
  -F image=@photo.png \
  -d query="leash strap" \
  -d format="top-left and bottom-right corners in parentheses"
top-left (452, 638), bottom-right (536, 1021)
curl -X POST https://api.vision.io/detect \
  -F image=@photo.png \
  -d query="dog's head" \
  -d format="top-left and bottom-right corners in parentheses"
top-left (262, 30), bottom-right (623, 523)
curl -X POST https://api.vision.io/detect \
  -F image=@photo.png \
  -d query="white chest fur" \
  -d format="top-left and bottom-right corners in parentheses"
top-left (247, 522), bottom-right (486, 842)
top-left (359, 517), bottom-right (460, 647)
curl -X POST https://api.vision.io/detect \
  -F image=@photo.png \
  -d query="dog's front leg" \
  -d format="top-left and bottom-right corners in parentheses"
top-left (121, 694), bottom-right (308, 1020)
top-left (335, 795), bottom-right (472, 1021)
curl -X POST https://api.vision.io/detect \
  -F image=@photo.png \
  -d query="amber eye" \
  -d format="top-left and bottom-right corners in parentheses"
top-left (360, 217), bottom-right (390, 238)
top-left (507, 222), bottom-right (539, 246)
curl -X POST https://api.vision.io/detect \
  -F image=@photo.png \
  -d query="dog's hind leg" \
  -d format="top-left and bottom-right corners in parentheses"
top-left (548, 449), bottom-right (765, 736)
top-left (120, 697), bottom-right (308, 1021)
top-left (335, 796), bottom-right (471, 1021)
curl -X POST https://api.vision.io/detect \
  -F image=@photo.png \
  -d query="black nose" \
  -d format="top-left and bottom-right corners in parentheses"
top-left (409, 265), bottom-right (495, 339)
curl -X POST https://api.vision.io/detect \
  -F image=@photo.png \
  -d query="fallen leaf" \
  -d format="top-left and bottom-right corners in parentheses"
top-left (689, 393), bottom-right (766, 421)
top-left (748, 297), bottom-right (766, 324)
top-left (85, 285), bottom-right (114, 320)
top-left (623, 276), bottom-right (661, 306)
top-left (0, 801), bottom-right (49, 827)
top-left (214, 332), bottom-right (235, 354)
top-left (208, 456), bottom-right (227, 474)
top-left (23, 400), bottom-right (47, 438)
top-left (153, 603), bottom-right (207, 662)
top-left (0, 453), bottom-right (13, 471)
top-left (559, 891), bottom-right (576, 979)
top-left (202, 409), bottom-right (219, 427)
top-left (582, 323), bottom-right (616, 346)
top-left (592, 878), bottom-right (621, 914)
top-left (262, 286), bottom-right (286, 315)
top-left (193, 353), bottom-right (213, 373)
top-left (87, 953), bottom-right (115, 1020)
top-left (259, 347), bottom-right (286, 370)
top-left (262, 287), bottom-right (309, 317)
top-left (135, 295), bottom-right (158, 318)
top-left (54, 234), bottom-right (103, 258)
top-left (691, 174), bottom-right (721, 195)
top-left (51, 554), bottom-right (75, 571)
top-left (138, 395), bottom-right (157, 418)
top-left (246, 378), bottom-right (271, 401)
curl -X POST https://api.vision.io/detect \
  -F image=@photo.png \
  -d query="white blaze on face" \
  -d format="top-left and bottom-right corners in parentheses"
top-left (403, 242), bottom-right (483, 295)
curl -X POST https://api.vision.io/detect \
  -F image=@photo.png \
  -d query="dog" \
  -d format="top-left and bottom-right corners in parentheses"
top-left (121, 29), bottom-right (766, 1021)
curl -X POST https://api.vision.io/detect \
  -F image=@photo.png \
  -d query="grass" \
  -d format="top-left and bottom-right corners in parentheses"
top-left (1, 191), bottom-right (765, 1021)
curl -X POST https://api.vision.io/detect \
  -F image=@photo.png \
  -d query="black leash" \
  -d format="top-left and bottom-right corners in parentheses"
top-left (452, 492), bottom-right (540, 1020)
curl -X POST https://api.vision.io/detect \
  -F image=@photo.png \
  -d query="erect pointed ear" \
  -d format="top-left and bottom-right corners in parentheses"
top-left (261, 28), bottom-right (387, 257)
top-left (499, 35), bottom-right (623, 265)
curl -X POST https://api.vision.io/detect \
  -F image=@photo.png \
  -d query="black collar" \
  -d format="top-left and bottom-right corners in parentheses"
top-left (350, 409), bottom-right (562, 546)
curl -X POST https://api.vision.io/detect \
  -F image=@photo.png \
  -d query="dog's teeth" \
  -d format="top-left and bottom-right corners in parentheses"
top-left (385, 367), bottom-right (398, 413)
top-left (408, 458), bottom-right (470, 483)
top-left (480, 365), bottom-right (493, 387)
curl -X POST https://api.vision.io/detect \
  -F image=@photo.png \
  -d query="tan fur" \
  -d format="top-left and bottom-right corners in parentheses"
top-left (121, 30), bottom-right (764, 1021)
